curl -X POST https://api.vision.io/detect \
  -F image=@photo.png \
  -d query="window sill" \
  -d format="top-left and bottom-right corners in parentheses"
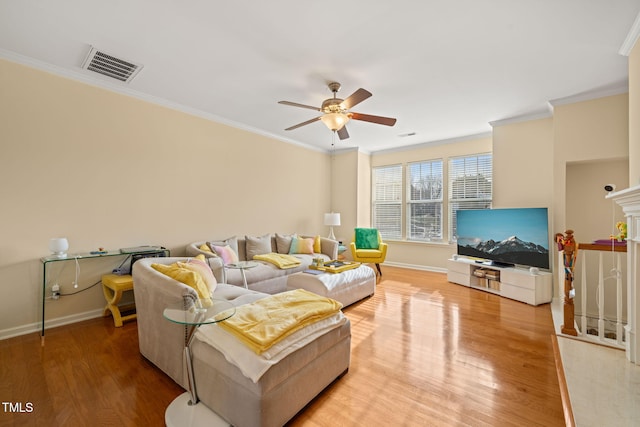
top-left (384, 239), bottom-right (455, 248)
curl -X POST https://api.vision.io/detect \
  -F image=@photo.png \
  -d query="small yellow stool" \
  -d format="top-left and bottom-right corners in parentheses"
top-left (102, 274), bottom-right (136, 327)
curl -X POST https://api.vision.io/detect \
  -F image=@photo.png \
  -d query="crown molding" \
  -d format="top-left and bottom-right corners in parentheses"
top-left (0, 49), bottom-right (327, 154)
top-left (371, 131), bottom-right (492, 155)
top-left (620, 12), bottom-right (640, 56)
top-left (330, 146), bottom-right (361, 155)
top-left (489, 109), bottom-right (553, 128)
top-left (548, 83), bottom-right (628, 107)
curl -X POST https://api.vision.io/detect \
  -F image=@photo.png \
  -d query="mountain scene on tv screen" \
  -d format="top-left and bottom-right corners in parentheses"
top-left (459, 235), bottom-right (549, 267)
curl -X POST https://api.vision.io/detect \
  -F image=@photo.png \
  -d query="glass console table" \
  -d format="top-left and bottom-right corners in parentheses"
top-left (40, 246), bottom-right (169, 345)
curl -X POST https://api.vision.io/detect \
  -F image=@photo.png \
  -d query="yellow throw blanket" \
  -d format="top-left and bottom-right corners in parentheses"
top-left (218, 289), bottom-right (343, 355)
top-left (253, 252), bottom-right (301, 269)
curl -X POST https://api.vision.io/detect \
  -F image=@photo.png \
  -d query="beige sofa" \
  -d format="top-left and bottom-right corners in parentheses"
top-left (133, 257), bottom-right (351, 427)
top-left (186, 234), bottom-right (339, 294)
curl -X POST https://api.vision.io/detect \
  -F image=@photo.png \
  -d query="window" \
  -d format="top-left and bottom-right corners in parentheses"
top-left (372, 165), bottom-right (402, 239)
top-left (407, 160), bottom-right (443, 241)
top-left (372, 153), bottom-right (492, 243)
top-left (448, 154), bottom-right (493, 240)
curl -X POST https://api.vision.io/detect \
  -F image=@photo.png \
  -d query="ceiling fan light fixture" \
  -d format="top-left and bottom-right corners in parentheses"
top-left (320, 112), bottom-right (350, 131)
top-left (280, 82), bottom-right (396, 139)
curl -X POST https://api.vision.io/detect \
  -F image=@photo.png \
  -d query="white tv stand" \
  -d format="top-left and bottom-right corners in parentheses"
top-left (447, 257), bottom-right (552, 306)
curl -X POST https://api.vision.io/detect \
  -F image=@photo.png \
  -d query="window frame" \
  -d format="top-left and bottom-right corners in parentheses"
top-left (371, 152), bottom-right (492, 244)
top-left (406, 159), bottom-right (444, 242)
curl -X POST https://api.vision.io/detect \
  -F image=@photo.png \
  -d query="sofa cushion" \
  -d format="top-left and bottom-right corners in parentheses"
top-left (355, 228), bottom-right (379, 249)
top-left (151, 261), bottom-right (213, 307)
top-left (199, 243), bottom-right (214, 254)
top-left (275, 233), bottom-right (296, 254)
top-left (208, 236), bottom-right (238, 256)
top-left (289, 236), bottom-right (315, 255)
top-left (230, 262), bottom-right (289, 283)
top-left (246, 234), bottom-right (273, 260)
top-left (211, 244), bottom-right (239, 264)
top-left (179, 254), bottom-right (217, 294)
top-left (313, 235), bottom-right (322, 253)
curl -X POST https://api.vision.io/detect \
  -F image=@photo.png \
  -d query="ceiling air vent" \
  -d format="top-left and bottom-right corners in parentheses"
top-left (81, 46), bottom-right (143, 83)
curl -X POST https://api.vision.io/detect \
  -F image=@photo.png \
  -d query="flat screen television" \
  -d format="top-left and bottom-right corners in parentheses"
top-left (456, 207), bottom-right (550, 270)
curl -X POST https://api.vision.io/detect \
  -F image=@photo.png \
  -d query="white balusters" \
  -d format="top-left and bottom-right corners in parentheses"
top-left (559, 244), bottom-right (627, 350)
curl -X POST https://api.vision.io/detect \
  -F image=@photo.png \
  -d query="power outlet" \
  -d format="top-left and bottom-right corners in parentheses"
top-left (51, 284), bottom-right (60, 300)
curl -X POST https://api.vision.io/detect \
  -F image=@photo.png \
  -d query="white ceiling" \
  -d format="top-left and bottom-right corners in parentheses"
top-left (1, 1), bottom-right (639, 153)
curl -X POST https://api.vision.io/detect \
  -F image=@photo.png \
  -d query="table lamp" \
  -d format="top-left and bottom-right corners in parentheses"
top-left (49, 237), bottom-right (69, 258)
top-left (324, 213), bottom-right (340, 241)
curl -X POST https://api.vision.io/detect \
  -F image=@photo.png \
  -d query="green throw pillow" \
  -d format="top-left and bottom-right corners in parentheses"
top-left (355, 228), bottom-right (379, 249)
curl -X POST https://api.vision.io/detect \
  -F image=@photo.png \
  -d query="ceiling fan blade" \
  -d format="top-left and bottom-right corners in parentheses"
top-left (337, 126), bottom-right (350, 140)
top-left (342, 88), bottom-right (372, 110)
top-left (278, 100), bottom-right (321, 111)
top-left (350, 112), bottom-right (397, 127)
top-left (284, 116), bottom-right (321, 131)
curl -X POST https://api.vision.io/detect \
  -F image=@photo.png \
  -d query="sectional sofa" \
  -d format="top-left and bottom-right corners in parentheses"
top-left (133, 256), bottom-right (351, 427)
top-left (185, 234), bottom-right (339, 294)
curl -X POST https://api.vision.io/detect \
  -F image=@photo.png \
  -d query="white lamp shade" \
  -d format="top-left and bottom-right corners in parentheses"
top-left (320, 113), bottom-right (350, 131)
top-left (49, 237), bottom-right (69, 256)
top-left (324, 213), bottom-right (341, 226)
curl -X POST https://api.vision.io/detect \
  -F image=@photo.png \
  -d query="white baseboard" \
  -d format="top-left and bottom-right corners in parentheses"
top-left (0, 309), bottom-right (104, 341)
top-left (383, 261), bottom-right (447, 274)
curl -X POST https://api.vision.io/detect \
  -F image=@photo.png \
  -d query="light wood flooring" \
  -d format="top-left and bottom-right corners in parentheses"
top-left (0, 266), bottom-right (565, 426)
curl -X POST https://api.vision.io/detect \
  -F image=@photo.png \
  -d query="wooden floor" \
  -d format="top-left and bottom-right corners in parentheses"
top-left (0, 266), bottom-right (565, 426)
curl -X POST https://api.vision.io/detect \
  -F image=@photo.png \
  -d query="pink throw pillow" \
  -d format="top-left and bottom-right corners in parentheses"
top-left (212, 244), bottom-right (239, 264)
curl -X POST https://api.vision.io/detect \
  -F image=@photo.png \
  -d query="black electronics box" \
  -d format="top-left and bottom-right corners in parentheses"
top-left (131, 249), bottom-right (167, 266)
top-left (113, 247), bottom-right (168, 275)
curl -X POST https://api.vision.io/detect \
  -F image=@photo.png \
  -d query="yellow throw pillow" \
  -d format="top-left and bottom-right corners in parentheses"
top-left (178, 254), bottom-right (217, 295)
top-left (313, 235), bottom-right (322, 254)
top-left (199, 243), bottom-right (214, 253)
top-left (152, 261), bottom-right (213, 307)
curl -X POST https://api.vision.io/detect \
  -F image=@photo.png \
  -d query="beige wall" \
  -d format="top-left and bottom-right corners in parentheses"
top-left (553, 94), bottom-right (629, 236)
top-left (492, 117), bottom-right (554, 209)
top-left (0, 59), bottom-right (331, 337)
top-left (329, 148), bottom-right (359, 246)
top-left (328, 148), bottom-right (371, 260)
top-left (630, 41), bottom-right (640, 185)
top-left (566, 159), bottom-right (629, 243)
top-left (357, 150), bottom-right (371, 228)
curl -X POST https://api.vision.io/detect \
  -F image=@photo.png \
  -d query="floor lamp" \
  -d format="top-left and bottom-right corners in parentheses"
top-left (324, 212), bottom-right (340, 241)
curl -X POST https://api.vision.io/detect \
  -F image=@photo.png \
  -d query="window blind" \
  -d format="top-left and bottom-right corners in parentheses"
top-left (373, 165), bottom-right (402, 239)
top-left (448, 154), bottom-right (493, 240)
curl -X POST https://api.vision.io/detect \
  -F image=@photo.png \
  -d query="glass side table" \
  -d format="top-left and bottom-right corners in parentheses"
top-left (225, 261), bottom-right (259, 289)
top-left (163, 299), bottom-right (235, 427)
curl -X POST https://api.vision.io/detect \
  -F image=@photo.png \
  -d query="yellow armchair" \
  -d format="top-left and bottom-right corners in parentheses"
top-left (350, 228), bottom-right (388, 276)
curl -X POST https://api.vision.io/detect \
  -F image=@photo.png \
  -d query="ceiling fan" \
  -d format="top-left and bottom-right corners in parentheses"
top-left (278, 82), bottom-right (397, 140)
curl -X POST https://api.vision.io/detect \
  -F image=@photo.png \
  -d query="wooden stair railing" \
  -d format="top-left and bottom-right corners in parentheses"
top-left (555, 230), bottom-right (578, 336)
